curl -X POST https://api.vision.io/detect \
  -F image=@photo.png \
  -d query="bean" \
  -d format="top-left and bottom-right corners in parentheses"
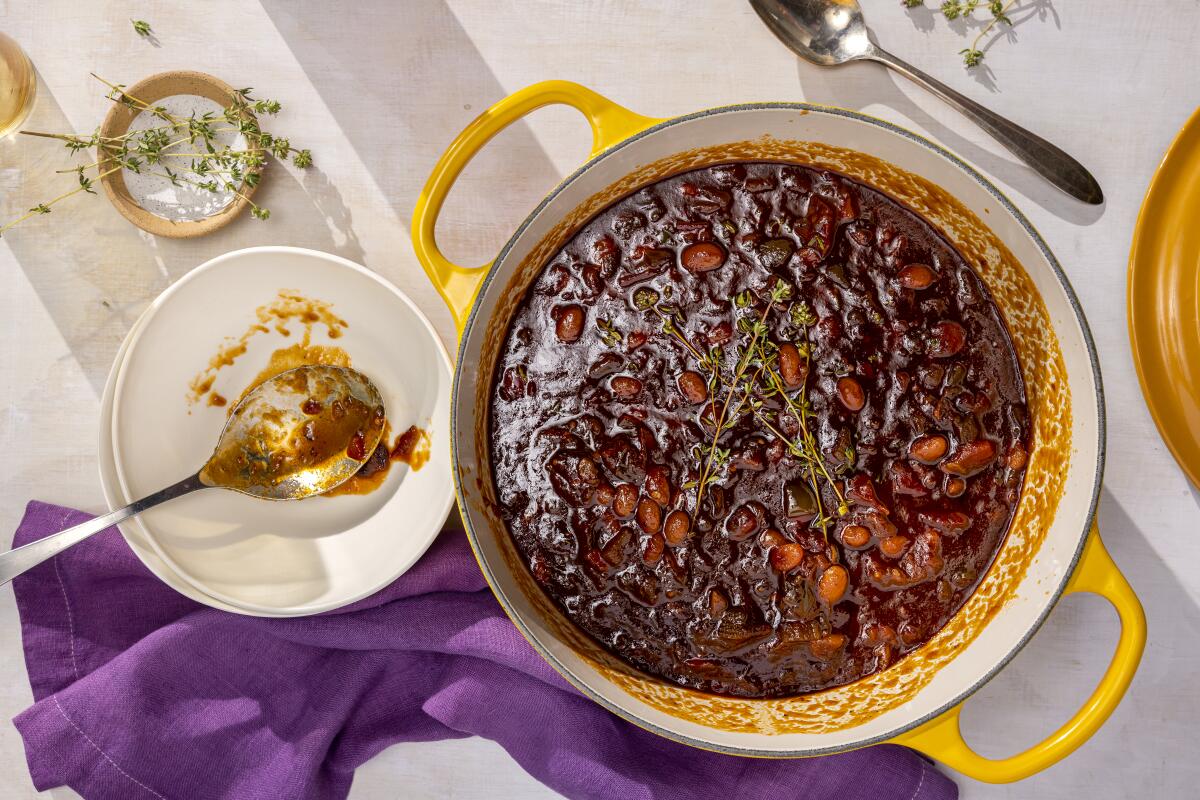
top-left (758, 528), bottom-right (787, 548)
top-left (945, 477), bottom-right (967, 498)
top-left (577, 457), bottom-right (599, 485)
top-left (677, 370), bottom-right (708, 404)
top-left (499, 368), bottom-right (526, 402)
top-left (808, 633), bottom-right (847, 660)
top-left (879, 535), bottom-right (909, 559)
top-left (581, 263), bottom-right (603, 295)
top-left (664, 510), bottom-right (690, 546)
top-left (681, 242), bottom-right (728, 272)
top-left (642, 532), bottom-right (665, 564)
top-left (610, 375), bottom-right (643, 399)
top-left (635, 424), bottom-right (657, 455)
top-left (865, 624), bottom-right (898, 648)
top-left (733, 440), bottom-right (766, 472)
top-left (600, 434), bottom-right (646, 481)
top-left (709, 588), bottom-right (729, 617)
top-left (645, 465), bottom-right (672, 506)
top-left (725, 504), bottom-right (760, 540)
top-left (899, 622), bottom-right (924, 647)
top-left (770, 542), bottom-right (804, 573)
top-left (898, 263), bottom-right (936, 289)
top-left (836, 376), bottom-right (865, 412)
top-left (636, 498), bottom-right (662, 533)
top-left (928, 320), bottom-right (967, 358)
top-left (778, 343), bottom-right (806, 388)
top-left (1007, 443), bottom-right (1028, 470)
top-left (847, 222), bottom-right (872, 247)
top-left (587, 353), bottom-right (623, 380)
top-left (586, 549), bottom-right (611, 574)
top-left (817, 565), bottom-right (849, 605)
top-left (554, 304), bottom-right (584, 342)
top-left (909, 434), bottom-right (948, 464)
top-left (810, 316), bottom-right (837, 343)
top-left (592, 236), bottom-right (618, 270)
top-left (596, 484), bottom-right (615, 506)
top-left (613, 483), bottom-right (638, 518)
top-left (943, 439), bottom-right (997, 476)
top-left (841, 524), bottom-right (871, 548)
top-left (706, 321), bottom-right (733, 345)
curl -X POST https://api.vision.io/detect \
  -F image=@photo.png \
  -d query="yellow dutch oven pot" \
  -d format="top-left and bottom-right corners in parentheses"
top-left (412, 82), bottom-right (1145, 782)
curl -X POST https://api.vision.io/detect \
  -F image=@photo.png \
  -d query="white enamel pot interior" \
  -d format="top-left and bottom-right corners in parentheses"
top-left (446, 104), bottom-right (1103, 756)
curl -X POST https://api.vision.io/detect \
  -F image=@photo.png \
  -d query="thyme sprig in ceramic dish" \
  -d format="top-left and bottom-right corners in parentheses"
top-left (0, 73), bottom-right (312, 237)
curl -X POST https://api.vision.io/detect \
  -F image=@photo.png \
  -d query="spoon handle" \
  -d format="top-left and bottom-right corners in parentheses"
top-left (868, 46), bottom-right (1103, 204)
top-left (0, 472), bottom-right (206, 586)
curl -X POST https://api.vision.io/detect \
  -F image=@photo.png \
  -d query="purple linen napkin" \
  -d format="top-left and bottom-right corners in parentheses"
top-left (10, 500), bottom-right (955, 800)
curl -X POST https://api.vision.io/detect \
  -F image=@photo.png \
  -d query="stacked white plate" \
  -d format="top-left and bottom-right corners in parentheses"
top-left (99, 247), bottom-right (455, 616)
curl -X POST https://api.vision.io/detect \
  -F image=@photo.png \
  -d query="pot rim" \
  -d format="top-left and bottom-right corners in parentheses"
top-left (451, 101), bottom-right (1106, 755)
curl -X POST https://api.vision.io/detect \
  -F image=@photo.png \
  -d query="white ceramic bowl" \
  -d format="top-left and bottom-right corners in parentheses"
top-left (104, 246), bottom-right (454, 616)
top-left (411, 83), bottom-right (1145, 781)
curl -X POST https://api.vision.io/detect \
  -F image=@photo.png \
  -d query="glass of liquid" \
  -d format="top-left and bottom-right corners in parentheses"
top-left (0, 32), bottom-right (36, 138)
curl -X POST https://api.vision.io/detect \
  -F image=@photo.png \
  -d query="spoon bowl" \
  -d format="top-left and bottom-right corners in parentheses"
top-left (0, 364), bottom-right (385, 585)
top-left (200, 365), bottom-right (386, 499)
top-left (751, 0), bottom-right (872, 65)
top-left (749, 0), bottom-right (1104, 203)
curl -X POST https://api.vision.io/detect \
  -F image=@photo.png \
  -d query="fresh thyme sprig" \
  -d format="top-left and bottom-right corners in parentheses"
top-left (903, 0), bottom-right (1019, 68)
top-left (753, 320), bottom-right (849, 539)
top-left (641, 277), bottom-right (850, 540)
top-left (0, 74), bottom-right (313, 236)
top-left (686, 284), bottom-right (782, 528)
top-left (131, 19), bottom-right (152, 38)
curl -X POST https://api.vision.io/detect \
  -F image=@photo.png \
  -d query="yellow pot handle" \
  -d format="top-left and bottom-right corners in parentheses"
top-left (893, 522), bottom-right (1145, 782)
top-left (411, 81), bottom-right (661, 335)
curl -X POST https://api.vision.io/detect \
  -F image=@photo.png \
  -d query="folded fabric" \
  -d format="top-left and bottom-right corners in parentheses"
top-left (10, 501), bottom-right (955, 800)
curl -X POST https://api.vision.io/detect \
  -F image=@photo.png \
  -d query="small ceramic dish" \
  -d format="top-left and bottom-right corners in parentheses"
top-left (98, 70), bottom-right (258, 238)
top-left (105, 246), bottom-right (454, 616)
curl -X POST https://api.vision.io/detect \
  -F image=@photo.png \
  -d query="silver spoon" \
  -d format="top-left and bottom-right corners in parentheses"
top-left (0, 365), bottom-right (386, 585)
top-left (749, 0), bottom-right (1103, 204)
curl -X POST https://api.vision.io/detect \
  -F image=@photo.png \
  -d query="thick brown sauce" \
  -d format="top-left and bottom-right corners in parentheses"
top-left (489, 162), bottom-right (1028, 698)
top-left (200, 376), bottom-right (385, 493)
top-left (188, 290), bottom-right (347, 406)
top-left (324, 423), bottom-right (431, 497)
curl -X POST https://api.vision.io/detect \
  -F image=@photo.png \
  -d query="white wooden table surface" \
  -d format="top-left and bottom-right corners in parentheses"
top-left (1, 1), bottom-right (1196, 797)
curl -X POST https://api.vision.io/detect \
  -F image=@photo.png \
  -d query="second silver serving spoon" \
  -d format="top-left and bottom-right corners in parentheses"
top-left (750, 0), bottom-right (1103, 204)
top-left (0, 365), bottom-right (385, 585)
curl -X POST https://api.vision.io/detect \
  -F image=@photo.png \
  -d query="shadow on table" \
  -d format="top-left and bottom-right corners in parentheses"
top-left (259, 0), bottom-right (582, 268)
top-left (1, 72), bottom-right (367, 396)
top-left (900, 0), bottom-right (1062, 95)
top-left (789, 9), bottom-right (1103, 227)
top-left (953, 487), bottom-right (1191, 794)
